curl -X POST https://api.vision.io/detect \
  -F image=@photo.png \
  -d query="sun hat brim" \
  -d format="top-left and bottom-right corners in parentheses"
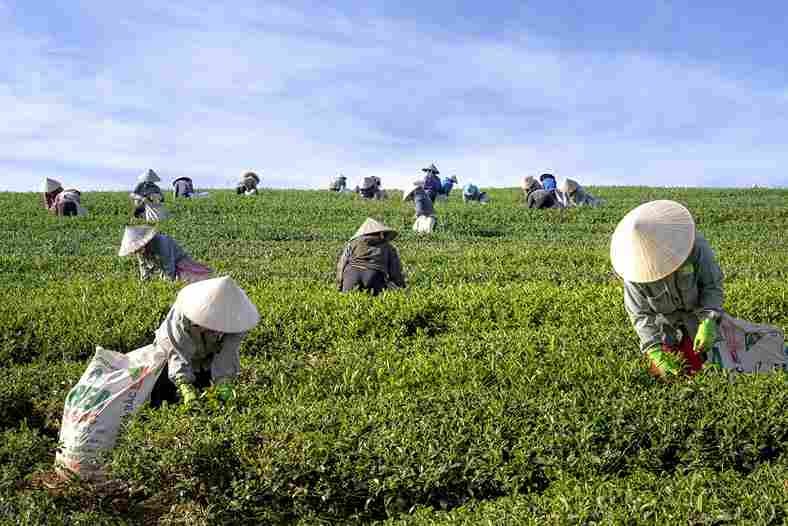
top-left (610, 200), bottom-right (696, 283)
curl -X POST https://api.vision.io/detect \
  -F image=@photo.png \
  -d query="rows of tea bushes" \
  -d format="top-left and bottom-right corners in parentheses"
top-left (0, 187), bottom-right (786, 524)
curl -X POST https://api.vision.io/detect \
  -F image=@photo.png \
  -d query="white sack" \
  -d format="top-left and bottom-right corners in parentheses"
top-left (55, 344), bottom-right (167, 481)
top-left (413, 215), bottom-right (436, 234)
top-left (711, 314), bottom-right (787, 374)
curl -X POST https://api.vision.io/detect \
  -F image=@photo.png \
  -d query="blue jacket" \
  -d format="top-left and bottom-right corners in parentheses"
top-left (440, 178), bottom-right (455, 195)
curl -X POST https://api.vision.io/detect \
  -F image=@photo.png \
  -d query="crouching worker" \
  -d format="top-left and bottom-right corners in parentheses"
top-left (557, 179), bottom-right (603, 208)
top-left (462, 183), bottom-right (489, 204)
top-left (336, 218), bottom-right (406, 295)
top-left (437, 175), bottom-right (458, 200)
top-left (329, 174), bottom-right (348, 192)
top-left (610, 200), bottom-right (723, 379)
top-left (237, 171), bottom-right (260, 195)
top-left (119, 225), bottom-right (212, 283)
top-left (149, 276), bottom-right (260, 406)
top-left (404, 182), bottom-right (437, 233)
top-left (172, 176), bottom-right (194, 198)
top-left (43, 178), bottom-right (88, 216)
top-left (522, 176), bottom-right (558, 209)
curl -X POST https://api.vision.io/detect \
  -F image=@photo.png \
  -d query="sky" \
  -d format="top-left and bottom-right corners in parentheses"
top-left (2, 0), bottom-right (788, 192)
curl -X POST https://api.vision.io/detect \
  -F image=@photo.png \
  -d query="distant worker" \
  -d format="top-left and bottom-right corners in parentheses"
top-left (118, 225), bottom-right (212, 283)
top-left (237, 172), bottom-right (260, 195)
top-left (357, 176), bottom-right (385, 199)
top-left (523, 177), bottom-right (558, 209)
top-left (404, 182), bottom-right (436, 233)
top-left (437, 175), bottom-right (459, 200)
top-left (131, 169), bottom-right (167, 220)
top-left (329, 174), bottom-right (348, 192)
top-left (421, 164), bottom-right (442, 202)
top-left (42, 178), bottom-right (88, 216)
top-left (557, 179), bottom-right (603, 208)
top-left (149, 276), bottom-right (260, 407)
top-left (172, 176), bottom-right (195, 198)
top-left (611, 200), bottom-right (723, 379)
top-left (336, 218), bottom-right (406, 295)
top-left (539, 173), bottom-right (557, 191)
top-left (462, 183), bottom-right (489, 204)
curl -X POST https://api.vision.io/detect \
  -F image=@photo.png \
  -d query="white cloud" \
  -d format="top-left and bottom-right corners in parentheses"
top-left (1, 1), bottom-right (787, 192)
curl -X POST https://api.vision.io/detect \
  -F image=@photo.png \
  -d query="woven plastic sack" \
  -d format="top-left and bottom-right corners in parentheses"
top-left (55, 344), bottom-right (167, 481)
top-left (710, 314), bottom-right (787, 374)
top-left (144, 202), bottom-right (168, 222)
top-left (413, 215), bottom-right (436, 233)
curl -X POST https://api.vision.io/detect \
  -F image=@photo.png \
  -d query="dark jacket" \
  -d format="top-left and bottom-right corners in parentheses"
top-left (173, 179), bottom-right (194, 198)
top-left (413, 188), bottom-right (434, 217)
top-left (336, 236), bottom-right (406, 290)
top-left (423, 174), bottom-right (442, 201)
top-left (527, 189), bottom-right (558, 209)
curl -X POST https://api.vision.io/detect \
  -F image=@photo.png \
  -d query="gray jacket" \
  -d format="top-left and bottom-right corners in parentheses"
top-left (623, 233), bottom-right (724, 352)
top-left (155, 307), bottom-right (245, 384)
top-left (413, 188), bottom-right (434, 217)
top-left (137, 234), bottom-right (188, 281)
top-left (558, 186), bottom-right (602, 208)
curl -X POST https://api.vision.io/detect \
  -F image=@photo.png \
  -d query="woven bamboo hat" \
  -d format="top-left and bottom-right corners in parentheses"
top-left (43, 178), bottom-right (63, 193)
top-left (138, 169), bottom-right (160, 183)
top-left (559, 179), bottom-right (579, 194)
top-left (241, 171), bottom-right (260, 184)
top-left (172, 176), bottom-right (192, 185)
top-left (118, 225), bottom-right (157, 256)
top-left (351, 218), bottom-right (398, 241)
top-left (610, 200), bottom-right (695, 283)
top-left (521, 176), bottom-right (541, 192)
top-left (175, 276), bottom-right (260, 333)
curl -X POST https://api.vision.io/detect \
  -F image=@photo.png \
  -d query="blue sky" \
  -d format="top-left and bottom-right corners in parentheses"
top-left (2, 0), bottom-right (788, 191)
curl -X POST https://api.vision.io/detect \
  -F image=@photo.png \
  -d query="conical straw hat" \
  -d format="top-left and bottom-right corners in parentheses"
top-left (175, 276), bottom-right (260, 333)
top-left (351, 218), bottom-right (398, 241)
top-left (521, 176), bottom-right (540, 192)
top-left (118, 225), bottom-right (157, 256)
top-left (610, 200), bottom-right (695, 283)
top-left (559, 179), bottom-right (579, 194)
top-left (172, 176), bottom-right (192, 185)
top-left (240, 171), bottom-right (260, 184)
top-left (422, 163), bottom-right (439, 174)
top-left (138, 169), bottom-right (160, 183)
top-left (43, 178), bottom-right (63, 193)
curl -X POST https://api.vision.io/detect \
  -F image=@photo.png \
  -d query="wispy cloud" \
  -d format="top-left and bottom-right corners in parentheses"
top-left (1, 0), bottom-right (787, 192)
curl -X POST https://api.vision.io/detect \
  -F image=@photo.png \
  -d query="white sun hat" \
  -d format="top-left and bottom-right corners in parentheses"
top-left (240, 171), bottom-right (260, 184)
top-left (174, 276), bottom-right (260, 333)
top-left (138, 169), bottom-right (161, 184)
top-left (118, 225), bottom-right (158, 256)
top-left (610, 200), bottom-right (696, 283)
top-left (43, 178), bottom-right (63, 193)
top-left (351, 217), bottom-right (398, 241)
top-left (402, 183), bottom-right (422, 201)
top-left (559, 179), bottom-right (579, 194)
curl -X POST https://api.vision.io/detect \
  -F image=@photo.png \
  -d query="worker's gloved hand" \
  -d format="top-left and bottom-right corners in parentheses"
top-left (177, 381), bottom-right (198, 405)
top-left (694, 317), bottom-right (718, 354)
top-left (646, 346), bottom-right (682, 378)
top-left (214, 380), bottom-right (236, 403)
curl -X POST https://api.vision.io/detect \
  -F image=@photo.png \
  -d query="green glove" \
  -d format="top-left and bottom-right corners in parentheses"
top-left (214, 380), bottom-right (236, 403)
top-left (177, 381), bottom-right (198, 405)
top-left (646, 347), bottom-right (682, 377)
top-left (694, 317), bottom-right (718, 354)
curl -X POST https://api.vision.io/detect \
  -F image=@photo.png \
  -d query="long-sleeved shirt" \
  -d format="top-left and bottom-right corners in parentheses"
top-left (624, 233), bottom-right (724, 352)
top-left (557, 186), bottom-right (602, 208)
top-left (336, 236), bottom-right (406, 289)
top-left (412, 188), bottom-right (434, 217)
top-left (526, 189), bottom-right (558, 209)
top-left (173, 179), bottom-right (194, 197)
top-left (154, 307), bottom-right (244, 384)
top-left (440, 178), bottom-right (455, 195)
top-left (137, 234), bottom-right (188, 281)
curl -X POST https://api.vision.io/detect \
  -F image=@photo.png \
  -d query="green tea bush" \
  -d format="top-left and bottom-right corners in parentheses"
top-left (0, 187), bottom-right (785, 524)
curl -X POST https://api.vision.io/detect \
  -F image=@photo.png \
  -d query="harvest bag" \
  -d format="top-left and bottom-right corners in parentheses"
top-left (413, 215), bottom-right (436, 234)
top-left (56, 345), bottom-right (167, 480)
top-left (710, 314), bottom-right (787, 374)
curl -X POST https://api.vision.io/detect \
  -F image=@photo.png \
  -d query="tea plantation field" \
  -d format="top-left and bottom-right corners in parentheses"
top-left (0, 186), bottom-right (786, 525)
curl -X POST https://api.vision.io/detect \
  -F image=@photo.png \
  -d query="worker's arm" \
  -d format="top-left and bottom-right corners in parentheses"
top-left (387, 246), bottom-right (407, 289)
top-left (155, 308), bottom-right (198, 385)
top-left (336, 243), bottom-right (352, 289)
top-left (211, 332), bottom-right (244, 384)
top-left (694, 235), bottom-right (724, 315)
top-left (624, 281), bottom-right (663, 352)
